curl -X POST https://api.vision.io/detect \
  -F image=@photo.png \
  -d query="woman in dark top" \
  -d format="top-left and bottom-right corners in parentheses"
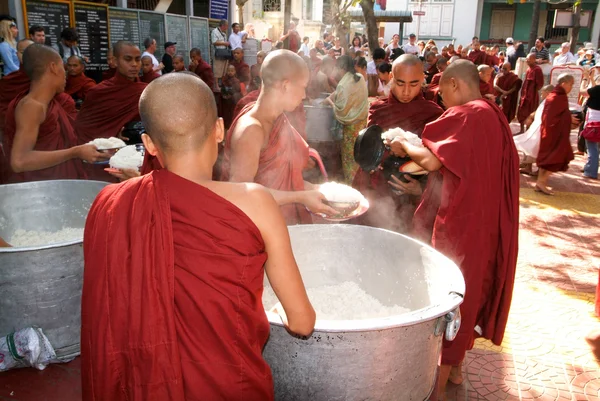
top-left (508, 44), bottom-right (526, 70)
top-left (582, 67), bottom-right (600, 179)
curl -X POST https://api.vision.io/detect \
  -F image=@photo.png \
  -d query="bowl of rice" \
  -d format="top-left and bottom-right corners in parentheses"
top-left (109, 145), bottom-right (145, 171)
top-left (318, 182), bottom-right (364, 217)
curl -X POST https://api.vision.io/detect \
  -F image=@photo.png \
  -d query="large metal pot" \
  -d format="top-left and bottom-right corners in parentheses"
top-left (263, 225), bottom-right (465, 401)
top-left (0, 180), bottom-right (108, 359)
top-left (304, 103), bottom-right (343, 180)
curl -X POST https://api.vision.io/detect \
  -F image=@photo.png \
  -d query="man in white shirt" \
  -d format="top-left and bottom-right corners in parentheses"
top-left (229, 23), bottom-right (245, 51)
top-left (505, 37), bottom-right (515, 57)
top-left (553, 42), bottom-right (577, 66)
top-left (402, 33), bottom-right (419, 56)
top-left (211, 19), bottom-right (230, 84)
top-left (142, 37), bottom-right (163, 75)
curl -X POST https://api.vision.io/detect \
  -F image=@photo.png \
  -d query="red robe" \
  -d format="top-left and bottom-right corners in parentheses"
top-left (75, 73), bottom-right (147, 181)
top-left (486, 54), bottom-right (500, 68)
top-left (468, 49), bottom-right (486, 66)
top-left (496, 72), bottom-right (522, 123)
top-left (424, 72), bottom-right (443, 104)
top-left (479, 79), bottom-right (494, 97)
top-left (537, 86), bottom-right (574, 172)
top-left (352, 93), bottom-right (443, 232)
top-left (230, 59), bottom-right (251, 86)
top-left (413, 99), bottom-right (519, 366)
top-left (65, 73), bottom-right (96, 101)
top-left (102, 67), bottom-right (117, 81)
top-left (191, 59), bottom-right (215, 90)
top-left (2, 92), bottom-right (84, 183)
top-left (517, 65), bottom-right (543, 123)
top-left (140, 71), bottom-right (160, 84)
top-left (81, 169), bottom-right (272, 401)
top-left (0, 67), bottom-right (30, 131)
top-left (221, 105), bottom-right (311, 225)
top-left (425, 63), bottom-right (439, 84)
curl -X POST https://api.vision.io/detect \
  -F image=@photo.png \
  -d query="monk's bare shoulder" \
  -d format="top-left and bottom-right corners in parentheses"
top-left (15, 96), bottom-right (47, 125)
top-left (230, 113), bottom-right (268, 148)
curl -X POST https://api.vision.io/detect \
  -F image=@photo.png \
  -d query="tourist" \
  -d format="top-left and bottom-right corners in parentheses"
top-left (229, 22), bottom-right (245, 50)
top-left (28, 25), bottom-right (45, 45)
top-left (402, 33), bottom-right (419, 56)
top-left (141, 37), bottom-right (163, 75)
top-left (553, 42), bottom-right (577, 66)
top-left (52, 27), bottom-right (87, 64)
top-left (162, 41), bottom-right (177, 73)
top-left (581, 67), bottom-right (600, 180)
top-left (530, 37), bottom-right (550, 65)
top-left (211, 19), bottom-right (230, 85)
top-left (0, 19), bottom-right (19, 75)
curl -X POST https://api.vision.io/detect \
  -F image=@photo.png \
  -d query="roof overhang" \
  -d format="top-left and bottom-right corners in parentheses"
top-left (347, 10), bottom-right (413, 23)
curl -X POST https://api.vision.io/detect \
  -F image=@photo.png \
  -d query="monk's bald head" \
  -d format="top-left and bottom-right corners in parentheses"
top-left (22, 44), bottom-right (63, 81)
top-left (113, 40), bottom-right (138, 58)
top-left (477, 64), bottom-right (492, 83)
top-left (17, 39), bottom-right (33, 63)
top-left (261, 50), bottom-right (308, 88)
top-left (66, 55), bottom-right (86, 76)
top-left (557, 73), bottom-right (575, 94)
top-left (441, 60), bottom-right (480, 89)
top-left (439, 60), bottom-right (481, 108)
top-left (390, 55), bottom-right (425, 103)
top-left (140, 72), bottom-right (217, 152)
top-left (501, 62), bottom-right (511, 71)
top-left (113, 40), bottom-right (142, 79)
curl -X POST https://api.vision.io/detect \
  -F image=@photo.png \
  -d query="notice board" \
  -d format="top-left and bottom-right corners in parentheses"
top-left (108, 8), bottom-right (140, 46)
top-left (74, 2), bottom-right (109, 82)
top-left (139, 11), bottom-right (166, 61)
top-left (209, 0), bottom-right (229, 20)
top-left (166, 14), bottom-right (190, 66)
top-left (189, 17), bottom-right (210, 64)
top-left (23, 0), bottom-right (71, 47)
top-left (550, 66), bottom-right (585, 105)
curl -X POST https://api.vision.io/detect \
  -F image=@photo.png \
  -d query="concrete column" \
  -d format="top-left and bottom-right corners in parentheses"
top-left (591, 0), bottom-right (600, 49)
top-left (9, 0), bottom-right (24, 40)
top-left (313, 0), bottom-right (323, 22)
top-left (116, 0), bottom-right (127, 8)
top-left (186, 0), bottom-right (194, 16)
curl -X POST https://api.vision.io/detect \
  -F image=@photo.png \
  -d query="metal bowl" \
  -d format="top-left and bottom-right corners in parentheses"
top-left (323, 199), bottom-right (361, 216)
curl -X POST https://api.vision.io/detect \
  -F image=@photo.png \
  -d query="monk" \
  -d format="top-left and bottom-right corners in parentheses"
top-left (0, 39), bottom-right (33, 131)
top-left (140, 55), bottom-right (160, 83)
top-left (75, 40), bottom-right (147, 181)
top-left (3, 45), bottom-right (107, 183)
top-left (221, 50), bottom-right (336, 224)
top-left (172, 54), bottom-right (186, 72)
top-left (189, 48), bottom-right (215, 90)
top-left (467, 37), bottom-right (486, 66)
top-left (517, 54), bottom-right (544, 133)
top-left (230, 48), bottom-right (251, 86)
top-left (424, 51), bottom-right (439, 84)
top-left (65, 56), bottom-right (96, 103)
top-left (494, 62), bottom-right (522, 124)
top-left (101, 48), bottom-right (117, 81)
top-left (536, 73), bottom-right (579, 195)
top-left (353, 55), bottom-right (444, 233)
top-left (424, 57), bottom-right (447, 103)
top-left (81, 72), bottom-right (316, 401)
top-left (387, 60), bottom-right (519, 400)
top-left (478, 65), bottom-right (495, 101)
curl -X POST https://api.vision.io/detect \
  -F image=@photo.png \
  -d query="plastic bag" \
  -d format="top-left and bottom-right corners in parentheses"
top-left (0, 327), bottom-right (57, 371)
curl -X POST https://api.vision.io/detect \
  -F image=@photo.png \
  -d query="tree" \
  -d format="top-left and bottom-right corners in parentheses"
top-left (528, 0), bottom-right (541, 50)
top-left (236, 0), bottom-right (249, 25)
top-left (330, 0), bottom-right (355, 49)
top-left (569, 2), bottom-right (581, 53)
top-left (359, 0), bottom-right (379, 52)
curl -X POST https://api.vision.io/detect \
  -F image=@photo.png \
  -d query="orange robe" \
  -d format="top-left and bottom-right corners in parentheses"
top-left (496, 72), bottom-right (522, 124)
top-left (65, 73), bottom-right (96, 102)
top-left (75, 73), bottom-right (147, 181)
top-left (537, 86), bottom-right (574, 172)
top-left (221, 106), bottom-right (311, 225)
top-left (413, 99), bottom-right (519, 366)
top-left (517, 65), bottom-right (543, 123)
top-left (81, 170), bottom-right (273, 401)
top-left (2, 92), bottom-right (83, 183)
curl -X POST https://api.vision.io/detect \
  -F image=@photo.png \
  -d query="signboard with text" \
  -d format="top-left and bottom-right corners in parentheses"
top-left (138, 11), bottom-right (166, 61)
top-left (74, 2), bottom-right (109, 82)
top-left (108, 8), bottom-right (141, 45)
top-left (166, 14), bottom-right (190, 66)
top-left (189, 17), bottom-right (211, 65)
top-left (209, 0), bottom-right (229, 21)
top-left (23, 0), bottom-right (71, 47)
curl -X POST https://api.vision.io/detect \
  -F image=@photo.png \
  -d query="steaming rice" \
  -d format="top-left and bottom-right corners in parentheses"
top-left (318, 182), bottom-right (363, 203)
top-left (109, 145), bottom-right (144, 171)
top-left (89, 137), bottom-right (126, 150)
top-left (381, 128), bottom-right (422, 147)
top-left (9, 228), bottom-right (84, 247)
top-left (263, 281), bottom-right (410, 320)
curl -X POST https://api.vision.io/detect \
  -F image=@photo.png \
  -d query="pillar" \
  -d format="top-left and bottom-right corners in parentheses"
top-left (591, 0), bottom-right (600, 49)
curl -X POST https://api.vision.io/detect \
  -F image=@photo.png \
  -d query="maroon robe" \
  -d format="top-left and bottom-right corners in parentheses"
top-left (141, 71), bottom-right (160, 84)
top-left (517, 65), bottom-right (544, 123)
top-left (0, 67), bottom-right (29, 131)
top-left (102, 67), bottom-right (117, 82)
top-left (479, 79), bottom-right (494, 97)
top-left (468, 49), bottom-right (487, 66)
top-left (230, 59), bottom-right (251, 86)
top-left (496, 72), bottom-right (522, 123)
top-left (413, 99), bottom-right (519, 366)
top-left (424, 72), bottom-right (443, 103)
top-left (75, 73), bottom-right (147, 181)
top-left (425, 63), bottom-right (439, 84)
top-left (190, 59), bottom-right (215, 90)
top-left (65, 73), bottom-right (97, 101)
top-left (537, 86), bottom-right (574, 172)
top-left (486, 54), bottom-right (500, 68)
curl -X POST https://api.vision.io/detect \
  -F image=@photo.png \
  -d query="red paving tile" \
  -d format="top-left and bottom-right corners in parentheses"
top-left (0, 131), bottom-right (599, 400)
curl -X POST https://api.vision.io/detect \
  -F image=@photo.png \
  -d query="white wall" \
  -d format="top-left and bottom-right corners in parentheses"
top-left (591, 0), bottom-right (600, 49)
top-left (451, 0), bottom-right (479, 46)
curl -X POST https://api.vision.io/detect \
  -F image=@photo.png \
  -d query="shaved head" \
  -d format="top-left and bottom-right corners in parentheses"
top-left (557, 73), bottom-right (574, 85)
top-left (390, 55), bottom-right (425, 103)
top-left (478, 64), bottom-right (492, 83)
top-left (502, 62), bottom-right (511, 70)
top-left (67, 55), bottom-right (84, 66)
top-left (113, 40), bottom-right (138, 58)
top-left (393, 54), bottom-right (422, 69)
top-left (439, 60), bottom-right (481, 107)
top-left (17, 39), bottom-right (34, 63)
top-left (66, 55), bottom-right (85, 76)
top-left (173, 54), bottom-right (185, 71)
top-left (173, 54), bottom-right (184, 62)
top-left (448, 55), bottom-right (460, 64)
top-left (140, 72), bottom-right (217, 152)
top-left (477, 64), bottom-right (491, 73)
top-left (261, 49), bottom-right (308, 88)
top-left (22, 44), bottom-right (63, 80)
top-left (441, 60), bottom-right (480, 89)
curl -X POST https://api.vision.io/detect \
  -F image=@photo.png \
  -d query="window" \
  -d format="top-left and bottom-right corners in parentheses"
top-left (304, 0), bottom-right (313, 20)
top-left (405, 1), bottom-right (454, 38)
top-left (263, 0), bottom-right (281, 12)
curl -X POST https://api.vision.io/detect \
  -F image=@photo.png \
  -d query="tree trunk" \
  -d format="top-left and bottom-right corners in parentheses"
top-left (360, 0), bottom-right (379, 52)
top-left (528, 0), bottom-right (541, 50)
top-left (331, 0), bottom-right (349, 49)
top-left (570, 4), bottom-right (581, 53)
top-left (283, 0), bottom-right (292, 47)
top-left (238, 6), bottom-right (244, 26)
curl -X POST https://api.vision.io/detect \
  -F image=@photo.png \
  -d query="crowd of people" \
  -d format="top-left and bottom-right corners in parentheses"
top-left (0, 10), bottom-right (598, 400)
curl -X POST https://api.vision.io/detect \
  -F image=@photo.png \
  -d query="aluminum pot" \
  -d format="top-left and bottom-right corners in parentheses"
top-left (0, 180), bottom-right (108, 359)
top-left (263, 225), bottom-right (465, 401)
top-left (305, 103), bottom-right (336, 143)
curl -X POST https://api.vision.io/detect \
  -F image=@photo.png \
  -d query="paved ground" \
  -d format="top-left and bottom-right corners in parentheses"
top-left (1, 132), bottom-right (599, 401)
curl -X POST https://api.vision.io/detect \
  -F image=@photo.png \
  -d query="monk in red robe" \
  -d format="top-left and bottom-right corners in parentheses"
top-left (467, 37), bottom-right (486, 66)
top-left (75, 40), bottom-right (147, 181)
top-left (230, 48), bottom-right (251, 86)
top-left (486, 45), bottom-right (500, 68)
top-left (2, 45), bottom-right (107, 183)
top-left (424, 58), bottom-right (447, 104)
top-left (388, 60), bottom-right (519, 399)
top-left (536, 74), bottom-right (579, 195)
top-left (101, 48), bottom-right (117, 81)
top-left (189, 48), bottom-right (215, 90)
top-left (65, 56), bottom-right (96, 103)
top-left (353, 55), bottom-right (444, 233)
top-left (424, 51), bottom-right (439, 84)
top-left (494, 62), bottom-right (522, 124)
top-left (517, 54), bottom-right (544, 133)
top-left (172, 55), bottom-right (186, 72)
top-left (81, 72), bottom-right (316, 401)
top-left (478, 64), bottom-right (496, 101)
top-left (140, 55), bottom-right (160, 83)
top-left (221, 50), bottom-right (336, 224)
top-left (0, 39), bottom-right (33, 132)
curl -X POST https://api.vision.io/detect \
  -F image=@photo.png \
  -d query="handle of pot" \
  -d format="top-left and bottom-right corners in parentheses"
top-left (444, 308), bottom-right (461, 341)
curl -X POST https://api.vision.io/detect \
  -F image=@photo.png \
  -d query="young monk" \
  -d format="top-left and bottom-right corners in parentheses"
top-left (140, 55), bottom-right (160, 83)
top-left (477, 64), bottom-right (496, 101)
top-left (172, 54), bottom-right (186, 72)
top-left (387, 59), bottom-right (519, 400)
top-left (65, 56), bottom-right (96, 103)
top-left (467, 37), bottom-right (486, 66)
top-left (101, 48), bottom-right (117, 81)
top-left (424, 57), bottom-right (447, 103)
top-left (230, 48), bottom-right (251, 86)
top-left (189, 48), bottom-right (214, 90)
top-left (353, 55), bottom-right (444, 233)
top-left (75, 40), bottom-right (147, 181)
top-left (221, 50), bottom-right (336, 224)
top-left (494, 62), bottom-right (522, 124)
top-left (517, 53), bottom-right (544, 133)
top-left (81, 72), bottom-right (316, 401)
top-left (3, 44), bottom-right (107, 183)
top-left (536, 74), bottom-right (579, 194)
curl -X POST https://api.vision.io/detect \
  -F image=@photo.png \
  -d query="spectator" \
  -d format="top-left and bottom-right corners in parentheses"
top-left (162, 41), bottom-right (177, 73)
top-left (351, 36), bottom-right (367, 53)
top-left (402, 33), bottom-right (419, 55)
top-left (354, 56), bottom-right (368, 83)
top-left (366, 48), bottom-right (386, 96)
top-left (508, 43), bottom-right (526, 70)
top-left (299, 36), bottom-right (310, 57)
top-left (385, 34), bottom-right (401, 58)
top-left (315, 39), bottom-right (325, 55)
top-left (323, 32), bottom-right (333, 50)
top-left (545, 41), bottom-right (553, 64)
top-left (52, 28), bottom-right (88, 64)
top-left (581, 67), bottom-right (600, 180)
top-left (142, 37), bottom-right (164, 75)
top-left (417, 40), bottom-right (426, 56)
top-left (580, 50), bottom-right (596, 67)
top-left (243, 23), bottom-right (255, 39)
top-left (28, 25), bottom-right (45, 45)
top-left (211, 19), bottom-right (230, 84)
top-left (553, 42), bottom-right (577, 66)
top-left (377, 62), bottom-right (392, 97)
top-left (331, 37), bottom-right (345, 58)
top-left (0, 18), bottom-right (19, 75)
top-left (229, 22), bottom-right (245, 50)
top-left (529, 37), bottom-right (550, 65)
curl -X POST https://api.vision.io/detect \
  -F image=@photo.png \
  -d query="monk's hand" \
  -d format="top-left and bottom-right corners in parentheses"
top-left (385, 137), bottom-right (408, 157)
top-left (104, 168), bottom-right (141, 181)
top-left (77, 144), bottom-right (111, 163)
top-left (301, 190), bottom-right (338, 216)
top-left (388, 174), bottom-right (423, 197)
